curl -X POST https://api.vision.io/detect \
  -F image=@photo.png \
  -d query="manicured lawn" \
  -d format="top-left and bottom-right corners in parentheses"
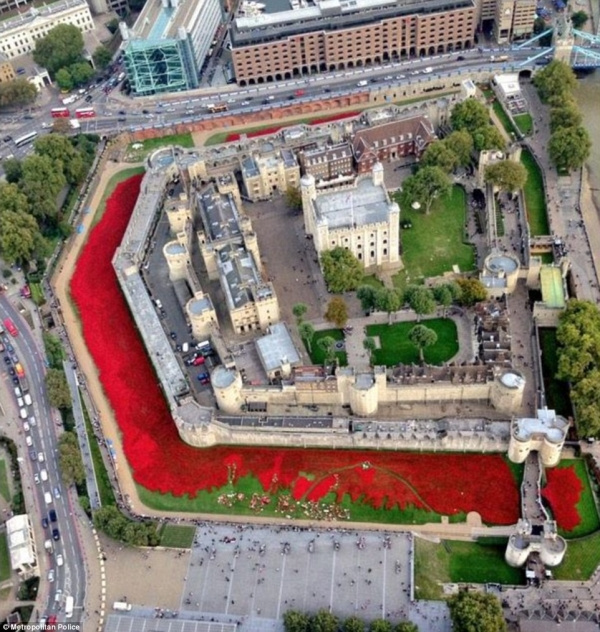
top-left (0, 533), bottom-right (10, 582)
top-left (538, 328), bottom-right (572, 418)
top-left (514, 113), bottom-right (533, 136)
top-left (0, 460), bottom-right (10, 502)
top-left (366, 319), bottom-right (458, 366)
top-left (520, 149), bottom-right (550, 236)
top-left (553, 530), bottom-right (600, 580)
top-left (492, 100), bottom-right (518, 138)
top-left (306, 329), bottom-right (347, 366)
top-left (393, 186), bottom-right (475, 284)
top-left (129, 133), bottom-right (194, 152)
top-left (360, 275), bottom-right (384, 289)
top-left (414, 537), bottom-right (523, 599)
top-left (159, 524), bottom-right (196, 548)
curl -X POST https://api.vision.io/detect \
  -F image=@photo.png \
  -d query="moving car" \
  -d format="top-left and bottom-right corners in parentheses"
top-left (52, 528), bottom-right (60, 541)
top-left (56, 553), bottom-right (64, 567)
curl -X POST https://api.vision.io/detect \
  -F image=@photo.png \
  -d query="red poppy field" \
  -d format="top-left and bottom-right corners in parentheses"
top-left (71, 174), bottom-right (527, 525)
top-left (541, 465), bottom-right (584, 532)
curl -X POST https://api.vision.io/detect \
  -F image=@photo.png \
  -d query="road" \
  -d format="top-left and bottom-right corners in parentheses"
top-left (0, 294), bottom-right (86, 623)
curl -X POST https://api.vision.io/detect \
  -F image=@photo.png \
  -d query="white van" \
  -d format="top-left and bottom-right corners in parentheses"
top-left (182, 342), bottom-right (189, 353)
top-left (357, 80), bottom-right (368, 87)
top-left (113, 602), bottom-right (132, 612)
top-left (19, 408), bottom-right (27, 420)
top-left (24, 393), bottom-right (32, 406)
top-left (44, 491), bottom-right (52, 505)
top-left (40, 469), bottom-right (48, 482)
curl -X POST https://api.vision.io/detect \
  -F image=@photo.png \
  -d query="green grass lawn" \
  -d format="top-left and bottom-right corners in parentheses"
top-left (513, 113), bottom-right (533, 136)
top-left (520, 149), bottom-right (550, 236)
top-left (128, 132), bottom-right (194, 153)
top-left (305, 329), bottom-right (347, 366)
top-left (158, 524), bottom-right (196, 548)
top-left (393, 186), bottom-right (475, 285)
top-left (0, 533), bottom-right (10, 582)
top-left (553, 530), bottom-right (600, 580)
top-left (555, 459), bottom-right (600, 539)
top-left (492, 100), bottom-right (518, 138)
top-left (0, 460), bottom-right (10, 503)
top-left (360, 275), bottom-right (384, 289)
top-left (366, 319), bottom-right (458, 366)
top-left (538, 328), bottom-right (572, 418)
top-left (414, 537), bottom-right (523, 600)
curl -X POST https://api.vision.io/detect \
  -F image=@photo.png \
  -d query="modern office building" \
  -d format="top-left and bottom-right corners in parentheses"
top-left (121, 0), bottom-right (222, 96)
top-left (230, 0), bottom-right (476, 85)
top-left (0, 0), bottom-right (93, 60)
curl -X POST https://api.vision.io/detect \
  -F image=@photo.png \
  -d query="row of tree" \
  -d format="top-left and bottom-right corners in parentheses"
top-left (0, 133), bottom-right (98, 265)
top-left (283, 610), bottom-right (418, 632)
top-left (533, 60), bottom-right (591, 173)
top-left (556, 299), bottom-right (600, 437)
top-left (93, 505), bottom-right (160, 547)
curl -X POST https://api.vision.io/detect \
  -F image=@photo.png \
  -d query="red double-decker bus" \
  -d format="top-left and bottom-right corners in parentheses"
top-left (51, 107), bottom-right (70, 118)
top-left (3, 318), bottom-right (18, 337)
top-left (75, 107), bottom-right (96, 119)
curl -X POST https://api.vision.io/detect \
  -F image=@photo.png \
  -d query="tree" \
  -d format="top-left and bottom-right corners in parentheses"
top-left (299, 322), bottom-right (316, 353)
top-left (285, 186), bottom-right (303, 212)
top-left (45, 368), bottom-right (72, 410)
top-left (401, 166), bottom-right (451, 214)
top-left (69, 61), bottom-right (94, 87)
top-left (450, 98), bottom-right (490, 134)
top-left (570, 370), bottom-right (600, 437)
top-left (445, 130), bottom-right (474, 166)
top-left (375, 287), bottom-right (403, 323)
top-left (533, 60), bottom-right (577, 102)
top-left (52, 118), bottom-right (72, 134)
top-left (0, 209), bottom-right (40, 264)
top-left (550, 105), bottom-right (582, 133)
top-left (370, 621), bottom-right (392, 632)
top-left (19, 154), bottom-right (67, 224)
top-left (455, 277), bottom-right (488, 306)
top-left (484, 160), bottom-right (527, 193)
top-left (472, 125), bottom-right (506, 152)
top-left (556, 300), bottom-right (600, 382)
top-left (325, 296), bottom-right (349, 328)
top-left (408, 324), bottom-right (438, 362)
top-left (310, 610), bottom-right (338, 632)
top-left (404, 285), bottom-right (436, 321)
top-left (33, 24), bottom-right (85, 76)
top-left (342, 616), bottom-right (365, 632)
top-left (394, 624), bottom-right (419, 632)
top-left (34, 134), bottom-right (86, 185)
top-left (58, 431), bottom-right (85, 486)
top-left (92, 44), bottom-right (113, 69)
top-left (571, 10), bottom-right (589, 28)
top-left (448, 590), bottom-right (506, 632)
top-left (549, 125), bottom-right (591, 173)
top-left (363, 337), bottom-right (377, 364)
top-left (55, 68), bottom-right (74, 92)
top-left (317, 336), bottom-right (337, 366)
top-left (357, 285), bottom-right (378, 313)
top-left (420, 140), bottom-right (459, 173)
top-left (433, 283), bottom-right (454, 316)
top-left (292, 303), bottom-right (308, 324)
top-left (3, 157), bottom-right (22, 184)
top-left (0, 78), bottom-right (38, 108)
top-left (321, 247), bottom-right (364, 293)
top-left (284, 611), bottom-right (311, 632)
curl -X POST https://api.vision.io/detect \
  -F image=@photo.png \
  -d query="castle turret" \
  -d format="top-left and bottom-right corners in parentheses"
top-left (372, 162), bottom-right (384, 187)
top-left (163, 240), bottom-right (189, 281)
top-left (211, 366), bottom-right (244, 414)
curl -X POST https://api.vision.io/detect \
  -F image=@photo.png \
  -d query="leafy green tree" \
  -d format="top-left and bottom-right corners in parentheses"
top-left (0, 209), bottom-right (39, 264)
top-left (19, 154), bottom-right (66, 224)
top-left (375, 287), bottom-right (403, 323)
top-left (533, 59), bottom-right (577, 102)
top-left (571, 10), bottom-right (589, 28)
top-left (0, 78), bottom-right (38, 108)
top-left (450, 98), bottom-right (490, 134)
top-left (420, 140), bottom-right (459, 173)
top-left (370, 621), bottom-right (392, 632)
top-left (293, 303), bottom-right (308, 324)
top-left (43, 333), bottom-right (65, 369)
top-left (570, 370), bottom-right (600, 437)
top-left (549, 125), bottom-right (591, 173)
top-left (550, 105), bottom-right (582, 133)
top-left (310, 610), bottom-right (338, 632)
top-left (455, 277), bottom-right (487, 306)
top-left (55, 68), bottom-right (74, 92)
top-left (33, 24), bottom-right (85, 76)
top-left (92, 44), bottom-right (113, 69)
top-left (433, 284), bottom-right (454, 316)
top-left (299, 322), bottom-right (316, 353)
top-left (484, 160), bottom-right (527, 193)
top-left (325, 296), bottom-right (349, 328)
top-left (69, 61), bottom-right (94, 87)
top-left (285, 186), bottom-right (303, 211)
top-left (283, 611), bottom-right (311, 632)
top-left (0, 181), bottom-right (29, 214)
top-left (472, 125), bottom-right (506, 152)
top-left (445, 130), bottom-right (474, 166)
top-left (45, 368), bottom-right (72, 410)
top-left (404, 285), bottom-right (436, 321)
top-left (363, 337), bottom-right (377, 364)
top-left (408, 324), bottom-right (438, 362)
top-left (321, 247), bottom-right (364, 293)
top-left (448, 590), bottom-right (506, 632)
top-left (34, 134), bottom-right (85, 185)
top-left (317, 336), bottom-right (337, 366)
top-left (401, 166), bottom-right (451, 214)
top-left (394, 623), bottom-right (419, 632)
top-left (3, 157), bottom-right (22, 184)
top-left (556, 300), bottom-right (600, 382)
top-left (357, 285), bottom-right (378, 313)
top-left (58, 431), bottom-right (85, 486)
top-left (52, 118), bottom-right (72, 135)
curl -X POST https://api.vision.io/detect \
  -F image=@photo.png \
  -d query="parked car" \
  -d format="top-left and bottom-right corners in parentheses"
top-left (52, 528), bottom-right (60, 541)
top-left (56, 553), bottom-right (64, 566)
top-left (49, 509), bottom-right (57, 522)
top-left (47, 569), bottom-right (55, 583)
top-left (41, 516), bottom-right (49, 528)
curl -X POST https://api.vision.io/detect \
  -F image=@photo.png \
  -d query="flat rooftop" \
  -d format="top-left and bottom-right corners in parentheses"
top-left (314, 176), bottom-right (391, 230)
top-left (513, 409), bottom-right (568, 444)
top-left (540, 266), bottom-right (566, 309)
top-left (132, 0), bottom-right (206, 41)
top-left (197, 186), bottom-right (242, 243)
top-left (0, 0), bottom-right (87, 36)
top-left (255, 322), bottom-right (301, 372)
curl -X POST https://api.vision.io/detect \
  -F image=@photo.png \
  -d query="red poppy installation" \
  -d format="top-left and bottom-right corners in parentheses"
top-left (70, 174), bottom-right (521, 525)
top-left (541, 465), bottom-right (583, 531)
